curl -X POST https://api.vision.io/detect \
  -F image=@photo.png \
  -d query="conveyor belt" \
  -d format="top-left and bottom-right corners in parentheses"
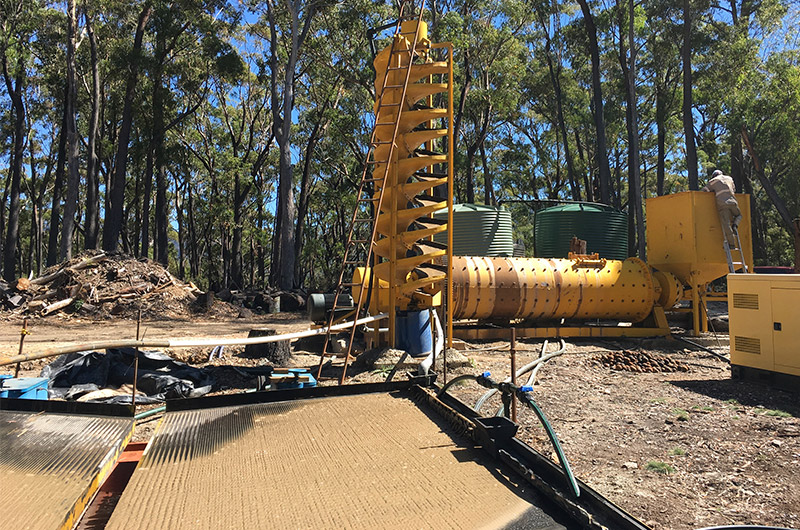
top-left (0, 401), bottom-right (134, 530)
top-left (107, 392), bottom-right (571, 529)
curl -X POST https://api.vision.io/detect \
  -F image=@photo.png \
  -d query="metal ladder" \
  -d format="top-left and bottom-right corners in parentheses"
top-left (316, 3), bottom-right (426, 384)
top-left (724, 227), bottom-right (749, 273)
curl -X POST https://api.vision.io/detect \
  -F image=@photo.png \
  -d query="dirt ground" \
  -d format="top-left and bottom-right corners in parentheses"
top-left (1, 314), bottom-right (798, 530)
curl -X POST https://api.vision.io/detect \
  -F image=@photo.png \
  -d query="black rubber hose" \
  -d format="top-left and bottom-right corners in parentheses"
top-left (514, 387), bottom-right (580, 498)
top-left (438, 373), bottom-right (581, 498)
top-left (676, 336), bottom-right (730, 363)
top-left (437, 374), bottom-right (481, 396)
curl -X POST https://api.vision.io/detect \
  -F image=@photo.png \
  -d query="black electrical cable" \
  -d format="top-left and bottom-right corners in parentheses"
top-left (676, 336), bottom-right (730, 363)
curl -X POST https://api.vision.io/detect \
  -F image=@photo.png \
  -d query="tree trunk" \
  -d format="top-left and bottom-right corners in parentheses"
top-left (47, 87), bottom-right (69, 267)
top-left (465, 142), bottom-right (477, 203)
top-left (187, 182), bottom-right (199, 278)
top-left (174, 172), bottom-right (185, 279)
top-left (2, 54), bottom-right (26, 282)
top-left (682, 0), bottom-right (699, 189)
top-left (104, 5), bottom-right (151, 251)
top-left (730, 132), bottom-right (744, 192)
top-left (140, 148), bottom-right (153, 258)
top-left (540, 19), bottom-right (580, 201)
top-left (60, 0), bottom-right (80, 261)
top-left (152, 68), bottom-right (168, 265)
top-left (231, 172), bottom-right (244, 288)
top-left (623, 0), bottom-right (645, 259)
top-left (266, 0), bottom-right (316, 289)
top-left (577, 0), bottom-right (612, 204)
top-left (480, 142), bottom-right (493, 205)
top-left (256, 178), bottom-right (265, 287)
top-left (656, 84), bottom-right (667, 196)
top-left (84, 9), bottom-right (101, 249)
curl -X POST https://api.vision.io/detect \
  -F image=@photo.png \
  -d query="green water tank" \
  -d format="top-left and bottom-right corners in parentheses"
top-left (433, 204), bottom-right (514, 257)
top-left (534, 203), bottom-right (628, 260)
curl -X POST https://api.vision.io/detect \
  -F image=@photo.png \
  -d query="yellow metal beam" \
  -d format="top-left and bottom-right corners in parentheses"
top-left (454, 324), bottom-right (671, 341)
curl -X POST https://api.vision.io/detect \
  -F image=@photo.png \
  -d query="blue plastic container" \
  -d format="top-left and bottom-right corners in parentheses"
top-left (0, 377), bottom-right (49, 400)
top-left (275, 369), bottom-right (317, 390)
top-left (395, 310), bottom-right (433, 358)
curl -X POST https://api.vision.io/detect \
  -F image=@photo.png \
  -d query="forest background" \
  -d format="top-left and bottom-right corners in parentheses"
top-left (1, 0), bottom-right (799, 292)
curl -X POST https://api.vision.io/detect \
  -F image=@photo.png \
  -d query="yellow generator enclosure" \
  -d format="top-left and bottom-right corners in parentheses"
top-left (728, 274), bottom-right (800, 378)
top-left (646, 191), bottom-right (753, 287)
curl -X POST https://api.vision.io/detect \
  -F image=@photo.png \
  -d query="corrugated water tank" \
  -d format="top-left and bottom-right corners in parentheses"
top-left (534, 203), bottom-right (628, 260)
top-left (434, 204), bottom-right (513, 257)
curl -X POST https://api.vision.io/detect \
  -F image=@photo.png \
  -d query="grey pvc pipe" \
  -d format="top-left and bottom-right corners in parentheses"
top-left (474, 339), bottom-right (566, 414)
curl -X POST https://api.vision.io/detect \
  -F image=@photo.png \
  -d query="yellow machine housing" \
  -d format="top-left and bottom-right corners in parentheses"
top-left (728, 274), bottom-right (800, 379)
top-left (646, 191), bottom-right (753, 334)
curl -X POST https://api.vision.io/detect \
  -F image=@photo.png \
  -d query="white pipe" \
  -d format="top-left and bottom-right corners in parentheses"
top-left (167, 313), bottom-right (388, 348)
top-left (0, 313), bottom-right (388, 367)
top-left (418, 309), bottom-right (444, 375)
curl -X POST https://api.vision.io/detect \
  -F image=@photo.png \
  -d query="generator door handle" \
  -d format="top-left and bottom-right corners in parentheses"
top-left (774, 322), bottom-right (782, 331)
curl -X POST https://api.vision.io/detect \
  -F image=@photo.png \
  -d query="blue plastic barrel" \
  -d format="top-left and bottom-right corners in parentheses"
top-left (395, 310), bottom-right (433, 358)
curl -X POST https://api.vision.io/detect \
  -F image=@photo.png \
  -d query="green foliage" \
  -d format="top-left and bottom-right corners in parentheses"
top-left (672, 408), bottom-right (689, 421)
top-left (761, 408), bottom-right (792, 418)
top-left (646, 460), bottom-right (676, 474)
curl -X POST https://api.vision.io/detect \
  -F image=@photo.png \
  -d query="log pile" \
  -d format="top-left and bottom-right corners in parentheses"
top-left (0, 251), bottom-right (231, 320)
top-left (594, 349), bottom-right (690, 373)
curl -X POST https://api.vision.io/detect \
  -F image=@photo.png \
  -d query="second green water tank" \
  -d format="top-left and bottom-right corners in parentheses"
top-left (534, 203), bottom-right (628, 260)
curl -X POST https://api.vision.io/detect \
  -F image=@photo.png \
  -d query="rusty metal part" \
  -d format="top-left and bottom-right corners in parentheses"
top-left (107, 393), bottom-right (568, 530)
top-left (14, 318), bottom-right (28, 377)
top-left (0, 405), bottom-right (133, 530)
top-left (451, 256), bottom-right (656, 322)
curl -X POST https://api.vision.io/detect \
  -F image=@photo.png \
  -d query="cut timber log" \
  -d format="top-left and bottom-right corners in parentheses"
top-left (243, 328), bottom-right (291, 366)
top-left (117, 282), bottom-right (150, 295)
top-left (42, 297), bottom-right (74, 315)
top-left (31, 252), bottom-right (107, 285)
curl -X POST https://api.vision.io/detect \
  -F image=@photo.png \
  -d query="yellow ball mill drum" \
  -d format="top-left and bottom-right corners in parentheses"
top-left (355, 256), bottom-right (681, 323)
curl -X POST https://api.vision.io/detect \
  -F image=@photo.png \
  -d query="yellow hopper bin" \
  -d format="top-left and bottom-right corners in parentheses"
top-left (646, 191), bottom-right (753, 334)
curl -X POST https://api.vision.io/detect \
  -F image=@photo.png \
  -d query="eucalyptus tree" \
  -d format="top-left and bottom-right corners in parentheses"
top-left (0, 0), bottom-right (46, 281)
top-left (614, 0), bottom-right (646, 257)
top-left (434, 0), bottom-right (530, 204)
top-left (575, 0), bottom-right (613, 203)
top-left (103, 3), bottom-right (151, 253)
top-left (252, 0), bottom-right (321, 290)
top-left (59, 0), bottom-right (80, 261)
top-left (641, 0), bottom-right (682, 196)
top-left (139, 0), bottom-right (240, 265)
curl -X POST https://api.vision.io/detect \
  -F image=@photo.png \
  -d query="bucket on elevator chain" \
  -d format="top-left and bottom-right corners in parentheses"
top-left (395, 310), bottom-right (433, 358)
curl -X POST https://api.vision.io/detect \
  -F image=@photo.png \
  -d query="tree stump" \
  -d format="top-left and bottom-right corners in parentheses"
top-left (193, 291), bottom-right (214, 312)
top-left (244, 328), bottom-right (291, 366)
